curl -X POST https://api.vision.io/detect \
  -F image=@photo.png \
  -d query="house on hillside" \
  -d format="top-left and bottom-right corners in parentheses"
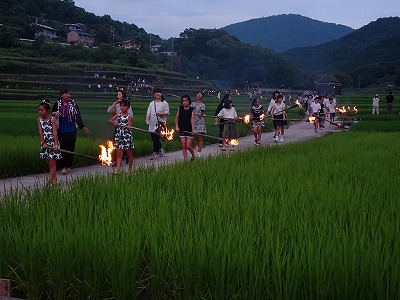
top-left (32, 23), bottom-right (57, 40)
top-left (150, 44), bottom-right (161, 54)
top-left (119, 39), bottom-right (141, 50)
top-left (64, 23), bottom-right (87, 32)
top-left (316, 74), bottom-right (342, 95)
top-left (67, 30), bottom-right (94, 47)
top-left (65, 23), bottom-right (94, 47)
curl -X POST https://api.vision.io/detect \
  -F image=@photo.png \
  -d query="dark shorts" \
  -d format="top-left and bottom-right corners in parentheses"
top-left (252, 120), bottom-right (264, 128)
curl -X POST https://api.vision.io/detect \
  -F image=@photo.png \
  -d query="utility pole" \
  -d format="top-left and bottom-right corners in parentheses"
top-left (149, 34), bottom-right (152, 50)
top-left (111, 26), bottom-right (115, 47)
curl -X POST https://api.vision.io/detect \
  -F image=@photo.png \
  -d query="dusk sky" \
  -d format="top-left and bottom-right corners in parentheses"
top-left (73, 0), bottom-right (399, 39)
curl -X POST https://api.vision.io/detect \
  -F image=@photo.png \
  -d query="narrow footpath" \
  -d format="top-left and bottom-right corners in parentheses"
top-left (1, 120), bottom-right (342, 198)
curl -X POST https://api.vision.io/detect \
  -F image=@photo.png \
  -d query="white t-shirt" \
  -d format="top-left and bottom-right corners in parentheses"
top-left (310, 102), bottom-right (321, 114)
top-left (217, 107), bottom-right (237, 119)
top-left (146, 100), bottom-right (169, 131)
top-left (271, 102), bottom-right (286, 115)
top-left (372, 97), bottom-right (379, 107)
top-left (327, 103), bottom-right (336, 113)
top-left (267, 99), bottom-right (275, 113)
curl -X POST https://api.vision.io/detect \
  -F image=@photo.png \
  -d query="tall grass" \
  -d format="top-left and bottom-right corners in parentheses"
top-left (1, 131), bottom-right (399, 299)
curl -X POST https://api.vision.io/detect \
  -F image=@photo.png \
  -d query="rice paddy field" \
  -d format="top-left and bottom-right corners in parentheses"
top-left (1, 88), bottom-right (400, 299)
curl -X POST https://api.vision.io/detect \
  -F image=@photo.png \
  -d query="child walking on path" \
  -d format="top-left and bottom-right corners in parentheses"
top-left (250, 98), bottom-right (264, 145)
top-left (175, 95), bottom-right (196, 161)
top-left (145, 88), bottom-right (169, 159)
top-left (327, 97), bottom-right (337, 122)
top-left (215, 98), bottom-right (238, 151)
top-left (107, 88), bottom-right (133, 164)
top-left (37, 99), bottom-right (62, 185)
top-left (271, 94), bottom-right (287, 143)
top-left (191, 91), bottom-right (207, 157)
top-left (108, 99), bottom-right (134, 173)
top-left (310, 96), bottom-right (321, 133)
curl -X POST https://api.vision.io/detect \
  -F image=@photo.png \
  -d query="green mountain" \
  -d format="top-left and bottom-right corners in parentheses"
top-left (282, 17), bottom-right (400, 87)
top-left (223, 14), bottom-right (354, 52)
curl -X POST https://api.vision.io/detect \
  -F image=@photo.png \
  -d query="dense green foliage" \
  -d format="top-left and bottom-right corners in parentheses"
top-left (223, 14), bottom-right (354, 52)
top-left (175, 28), bottom-right (312, 87)
top-left (0, 0), bottom-right (149, 46)
top-left (283, 17), bottom-right (400, 87)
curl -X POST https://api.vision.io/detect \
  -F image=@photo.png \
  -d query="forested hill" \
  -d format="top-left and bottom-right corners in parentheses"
top-left (282, 17), bottom-right (400, 87)
top-left (0, 0), bottom-right (158, 48)
top-left (223, 14), bottom-right (354, 52)
top-left (0, 0), bottom-right (314, 89)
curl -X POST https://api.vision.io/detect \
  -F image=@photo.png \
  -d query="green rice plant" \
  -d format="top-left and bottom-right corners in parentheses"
top-left (1, 131), bottom-right (400, 298)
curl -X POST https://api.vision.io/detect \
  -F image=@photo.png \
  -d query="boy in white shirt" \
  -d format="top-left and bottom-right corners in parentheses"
top-left (310, 96), bottom-right (322, 133)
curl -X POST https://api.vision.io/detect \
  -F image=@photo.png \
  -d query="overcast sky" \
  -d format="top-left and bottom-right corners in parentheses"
top-left (73, 0), bottom-right (399, 39)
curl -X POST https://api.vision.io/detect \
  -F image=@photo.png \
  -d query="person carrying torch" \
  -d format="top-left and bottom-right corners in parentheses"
top-left (271, 94), bottom-right (287, 143)
top-left (215, 98), bottom-right (238, 151)
top-left (250, 98), bottom-right (265, 145)
top-left (108, 99), bottom-right (134, 173)
top-left (310, 96), bottom-right (322, 133)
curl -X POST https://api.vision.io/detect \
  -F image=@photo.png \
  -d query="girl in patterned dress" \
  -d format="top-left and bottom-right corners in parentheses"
top-left (37, 99), bottom-right (62, 185)
top-left (108, 99), bottom-right (134, 173)
top-left (191, 91), bottom-right (207, 157)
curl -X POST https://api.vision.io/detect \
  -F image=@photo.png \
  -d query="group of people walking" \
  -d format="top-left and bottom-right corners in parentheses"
top-left (144, 89), bottom-right (209, 161)
top-left (41, 87), bottom-right (380, 185)
top-left (37, 88), bottom-right (214, 185)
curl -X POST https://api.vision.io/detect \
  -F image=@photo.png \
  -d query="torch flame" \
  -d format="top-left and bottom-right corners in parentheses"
top-left (308, 116), bottom-right (316, 123)
top-left (243, 114), bottom-right (251, 124)
top-left (259, 113), bottom-right (265, 121)
top-left (226, 139), bottom-right (239, 146)
top-left (336, 105), bottom-right (358, 114)
top-left (336, 106), bottom-right (347, 114)
top-left (295, 99), bottom-right (301, 107)
top-left (161, 127), bottom-right (175, 141)
top-left (99, 140), bottom-right (114, 166)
